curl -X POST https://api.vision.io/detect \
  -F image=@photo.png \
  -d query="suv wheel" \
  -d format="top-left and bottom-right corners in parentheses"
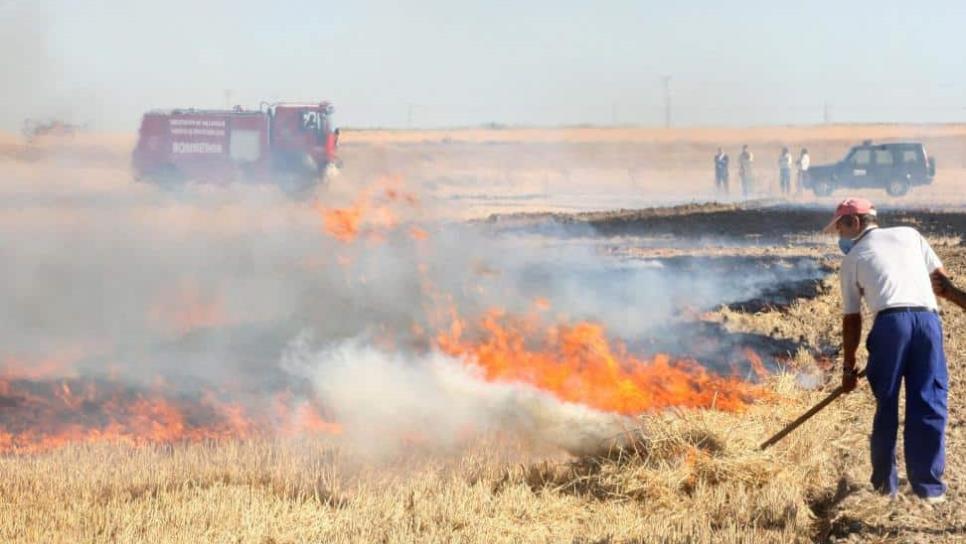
top-left (886, 179), bottom-right (909, 197)
top-left (812, 179), bottom-right (834, 197)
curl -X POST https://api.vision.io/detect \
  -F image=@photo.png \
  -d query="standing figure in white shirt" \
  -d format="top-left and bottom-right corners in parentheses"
top-left (796, 148), bottom-right (810, 194)
top-left (738, 145), bottom-right (754, 197)
top-left (828, 197), bottom-right (949, 503)
top-left (778, 147), bottom-right (793, 195)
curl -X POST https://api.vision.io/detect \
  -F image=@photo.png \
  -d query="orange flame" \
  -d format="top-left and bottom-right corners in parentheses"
top-left (320, 201), bottom-right (366, 242)
top-left (0, 375), bottom-right (341, 454)
top-left (315, 175), bottom-right (418, 243)
top-left (437, 309), bottom-right (766, 414)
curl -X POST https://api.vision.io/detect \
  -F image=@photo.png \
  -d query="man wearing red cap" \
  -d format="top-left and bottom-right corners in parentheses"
top-left (829, 197), bottom-right (949, 502)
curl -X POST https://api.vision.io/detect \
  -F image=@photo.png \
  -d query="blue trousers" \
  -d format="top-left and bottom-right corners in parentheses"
top-left (865, 310), bottom-right (948, 497)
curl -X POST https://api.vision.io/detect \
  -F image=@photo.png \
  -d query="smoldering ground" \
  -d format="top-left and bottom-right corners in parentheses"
top-left (0, 147), bottom-right (828, 457)
top-left (280, 336), bottom-right (630, 457)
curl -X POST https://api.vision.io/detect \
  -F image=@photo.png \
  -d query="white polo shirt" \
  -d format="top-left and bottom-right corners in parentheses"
top-left (840, 226), bottom-right (942, 315)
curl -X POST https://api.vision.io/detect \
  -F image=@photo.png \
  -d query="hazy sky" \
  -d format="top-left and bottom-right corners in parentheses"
top-left (3, 0), bottom-right (965, 130)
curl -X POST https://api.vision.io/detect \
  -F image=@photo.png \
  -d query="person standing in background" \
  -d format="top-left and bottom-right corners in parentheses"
top-left (797, 148), bottom-right (810, 194)
top-left (714, 147), bottom-right (730, 195)
top-left (739, 145), bottom-right (754, 197)
top-left (778, 147), bottom-right (792, 195)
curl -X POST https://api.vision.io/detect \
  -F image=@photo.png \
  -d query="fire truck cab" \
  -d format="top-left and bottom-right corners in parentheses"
top-left (132, 102), bottom-right (338, 190)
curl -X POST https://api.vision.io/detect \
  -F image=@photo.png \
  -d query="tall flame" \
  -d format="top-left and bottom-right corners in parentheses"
top-left (437, 309), bottom-right (767, 414)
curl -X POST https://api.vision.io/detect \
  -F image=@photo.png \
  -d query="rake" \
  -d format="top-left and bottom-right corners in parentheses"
top-left (760, 368), bottom-right (867, 450)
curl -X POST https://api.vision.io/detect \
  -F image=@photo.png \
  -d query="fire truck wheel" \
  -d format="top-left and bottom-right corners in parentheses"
top-left (278, 174), bottom-right (320, 200)
top-left (148, 164), bottom-right (185, 187)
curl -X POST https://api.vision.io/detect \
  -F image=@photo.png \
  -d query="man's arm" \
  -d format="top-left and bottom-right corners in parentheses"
top-left (842, 313), bottom-right (862, 392)
top-left (949, 285), bottom-right (966, 310)
top-left (932, 269), bottom-right (966, 311)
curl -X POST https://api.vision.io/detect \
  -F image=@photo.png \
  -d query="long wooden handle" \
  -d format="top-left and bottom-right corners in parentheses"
top-left (759, 368), bottom-right (867, 450)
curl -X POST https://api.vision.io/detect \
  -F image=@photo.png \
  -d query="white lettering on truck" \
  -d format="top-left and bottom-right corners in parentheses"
top-left (169, 119), bottom-right (226, 127)
top-left (172, 142), bottom-right (223, 154)
top-left (170, 128), bottom-right (225, 136)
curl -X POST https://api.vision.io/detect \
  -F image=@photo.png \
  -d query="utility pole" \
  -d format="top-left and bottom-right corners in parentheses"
top-left (662, 76), bottom-right (672, 128)
top-left (823, 101), bottom-right (831, 125)
top-left (224, 89), bottom-right (233, 109)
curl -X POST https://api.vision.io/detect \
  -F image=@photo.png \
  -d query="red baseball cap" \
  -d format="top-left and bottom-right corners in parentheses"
top-left (823, 197), bottom-right (876, 233)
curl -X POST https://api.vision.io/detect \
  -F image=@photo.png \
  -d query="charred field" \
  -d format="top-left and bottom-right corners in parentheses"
top-left (4, 204), bottom-right (964, 543)
top-left (3, 129), bottom-right (966, 543)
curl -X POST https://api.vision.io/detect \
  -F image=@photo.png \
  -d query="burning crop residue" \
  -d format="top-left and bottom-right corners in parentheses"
top-left (0, 301), bottom-right (768, 455)
top-left (0, 352), bottom-right (341, 454)
top-left (315, 175), bottom-right (416, 244)
top-left (0, 367), bottom-right (341, 454)
top-left (0, 175), bottom-right (792, 456)
top-left (279, 305), bottom-right (771, 458)
top-left (437, 309), bottom-right (768, 415)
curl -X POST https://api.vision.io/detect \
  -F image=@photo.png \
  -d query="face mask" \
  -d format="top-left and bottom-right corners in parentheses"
top-left (838, 237), bottom-right (855, 255)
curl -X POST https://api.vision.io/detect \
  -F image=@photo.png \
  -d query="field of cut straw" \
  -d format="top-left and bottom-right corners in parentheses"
top-left (3, 127), bottom-right (966, 543)
top-left (0, 378), bottom-right (851, 543)
top-left (3, 233), bottom-right (965, 543)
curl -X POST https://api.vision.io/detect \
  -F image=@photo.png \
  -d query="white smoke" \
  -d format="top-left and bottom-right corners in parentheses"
top-left (281, 334), bottom-right (629, 459)
top-left (0, 125), bottom-right (841, 459)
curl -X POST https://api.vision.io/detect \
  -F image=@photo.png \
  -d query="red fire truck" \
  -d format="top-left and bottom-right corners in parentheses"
top-left (132, 102), bottom-right (339, 189)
